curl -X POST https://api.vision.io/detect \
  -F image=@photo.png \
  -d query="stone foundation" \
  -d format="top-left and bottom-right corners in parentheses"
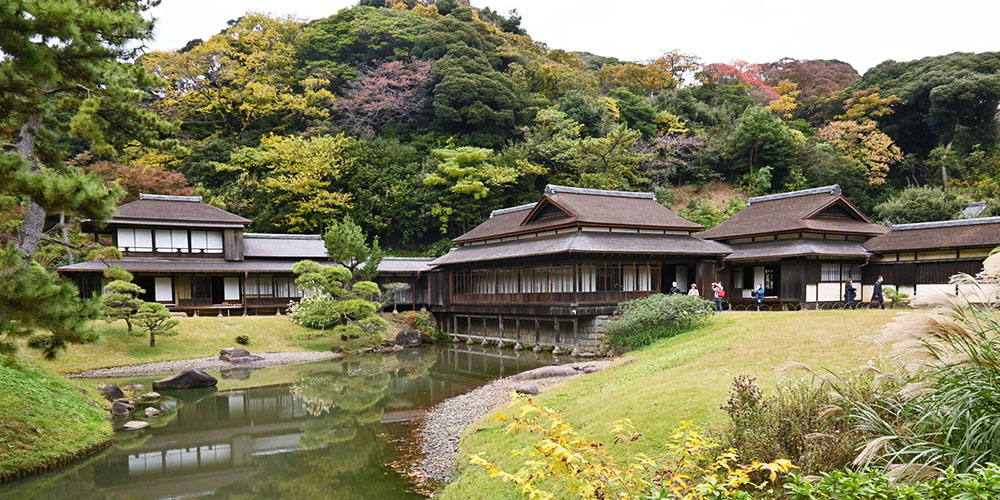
top-left (437, 313), bottom-right (613, 355)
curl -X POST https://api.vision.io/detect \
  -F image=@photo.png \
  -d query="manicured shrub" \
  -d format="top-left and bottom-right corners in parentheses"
top-left (404, 311), bottom-right (447, 342)
top-left (235, 335), bottom-right (250, 345)
top-left (605, 293), bottom-right (714, 349)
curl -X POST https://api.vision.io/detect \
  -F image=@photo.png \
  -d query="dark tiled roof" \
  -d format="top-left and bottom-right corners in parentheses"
top-left (433, 231), bottom-right (731, 266)
top-left (58, 258), bottom-right (334, 274)
top-left (378, 257), bottom-right (434, 273)
top-left (243, 233), bottom-right (327, 258)
top-left (864, 217), bottom-right (1000, 253)
top-left (453, 184), bottom-right (703, 243)
top-left (723, 239), bottom-right (871, 262)
top-left (109, 193), bottom-right (251, 226)
top-left (699, 185), bottom-right (885, 240)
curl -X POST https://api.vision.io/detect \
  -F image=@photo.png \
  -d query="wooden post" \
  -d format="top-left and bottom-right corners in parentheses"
top-left (498, 314), bottom-right (504, 346)
top-left (514, 318), bottom-right (522, 350)
top-left (533, 319), bottom-right (541, 352)
top-left (572, 318), bottom-right (580, 356)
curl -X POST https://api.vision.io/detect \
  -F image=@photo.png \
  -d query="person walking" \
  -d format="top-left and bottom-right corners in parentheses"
top-left (753, 283), bottom-right (765, 311)
top-left (711, 282), bottom-right (725, 312)
top-left (844, 278), bottom-right (857, 310)
top-left (869, 275), bottom-right (885, 309)
top-left (669, 281), bottom-right (682, 294)
top-left (687, 283), bottom-right (699, 296)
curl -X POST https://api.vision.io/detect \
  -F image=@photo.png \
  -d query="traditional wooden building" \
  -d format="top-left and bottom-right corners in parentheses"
top-left (699, 185), bottom-right (887, 308)
top-left (59, 194), bottom-right (429, 314)
top-left (426, 184), bottom-right (730, 351)
top-left (863, 217), bottom-right (1000, 302)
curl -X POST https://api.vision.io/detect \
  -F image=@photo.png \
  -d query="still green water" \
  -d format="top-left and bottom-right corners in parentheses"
top-left (1, 345), bottom-right (552, 500)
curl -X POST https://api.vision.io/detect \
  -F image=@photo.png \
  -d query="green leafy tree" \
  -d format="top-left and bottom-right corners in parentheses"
top-left (323, 218), bottom-right (385, 282)
top-left (428, 42), bottom-right (519, 141)
top-left (873, 186), bottom-right (964, 224)
top-left (101, 267), bottom-right (145, 333)
top-left (566, 125), bottom-right (651, 190)
top-left (220, 134), bottom-right (355, 233)
top-left (143, 12), bottom-right (332, 142)
top-left (132, 302), bottom-right (179, 348)
top-left (0, 0), bottom-right (172, 358)
top-left (725, 106), bottom-right (801, 189)
top-left (607, 88), bottom-right (658, 137)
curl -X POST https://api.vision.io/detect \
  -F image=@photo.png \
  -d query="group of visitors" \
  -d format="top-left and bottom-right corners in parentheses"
top-left (668, 274), bottom-right (888, 311)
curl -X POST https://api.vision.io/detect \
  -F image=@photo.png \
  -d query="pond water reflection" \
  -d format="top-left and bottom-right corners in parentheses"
top-left (1, 345), bottom-right (553, 500)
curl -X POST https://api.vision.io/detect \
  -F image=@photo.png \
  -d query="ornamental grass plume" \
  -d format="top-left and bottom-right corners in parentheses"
top-left (839, 251), bottom-right (1000, 477)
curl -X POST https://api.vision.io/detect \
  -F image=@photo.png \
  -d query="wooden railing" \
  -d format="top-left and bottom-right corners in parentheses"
top-left (451, 290), bottom-right (653, 305)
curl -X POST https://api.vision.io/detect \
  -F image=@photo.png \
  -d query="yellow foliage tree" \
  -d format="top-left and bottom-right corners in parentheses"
top-left (471, 397), bottom-right (795, 500)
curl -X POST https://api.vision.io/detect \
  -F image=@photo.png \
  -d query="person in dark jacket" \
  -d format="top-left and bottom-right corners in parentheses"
top-left (844, 278), bottom-right (857, 309)
top-left (669, 281), bottom-right (682, 294)
top-left (869, 275), bottom-right (885, 309)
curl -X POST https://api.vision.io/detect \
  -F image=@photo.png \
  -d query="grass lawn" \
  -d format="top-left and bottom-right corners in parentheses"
top-left (24, 314), bottom-right (406, 374)
top-left (438, 309), bottom-right (899, 500)
top-left (0, 359), bottom-right (112, 481)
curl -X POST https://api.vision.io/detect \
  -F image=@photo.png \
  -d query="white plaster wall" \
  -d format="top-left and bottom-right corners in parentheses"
top-left (817, 283), bottom-right (842, 302)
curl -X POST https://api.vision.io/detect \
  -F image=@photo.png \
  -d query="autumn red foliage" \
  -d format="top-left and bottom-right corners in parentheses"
top-left (702, 61), bottom-right (778, 102)
top-left (74, 154), bottom-right (193, 203)
top-left (333, 59), bottom-right (434, 135)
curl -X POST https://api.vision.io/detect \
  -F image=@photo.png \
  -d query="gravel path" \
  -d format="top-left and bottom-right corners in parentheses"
top-left (412, 359), bottom-right (613, 483)
top-left (67, 351), bottom-right (339, 378)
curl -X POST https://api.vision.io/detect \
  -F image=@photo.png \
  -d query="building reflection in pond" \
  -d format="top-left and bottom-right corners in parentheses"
top-left (1, 345), bottom-right (554, 500)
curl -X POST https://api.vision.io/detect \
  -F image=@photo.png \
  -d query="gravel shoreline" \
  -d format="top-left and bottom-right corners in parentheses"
top-left (411, 359), bottom-right (613, 484)
top-left (67, 351), bottom-right (339, 378)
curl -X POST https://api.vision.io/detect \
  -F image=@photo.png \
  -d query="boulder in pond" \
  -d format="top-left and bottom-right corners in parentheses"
top-left (330, 345), bottom-right (344, 354)
top-left (515, 384), bottom-right (540, 395)
top-left (510, 365), bottom-right (579, 381)
top-left (219, 348), bottom-right (263, 364)
top-left (144, 407), bottom-right (161, 418)
top-left (99, 385), bottom-right (125, 402)
top-left (122, 420), bottom-right (149, 431)
top-left (122, 384), bottom-right (144, 393)
top-left (395, 329), bottom-right (424, 347)
top-left (111, 401), bottom-right (135, 417)
top-left (141, 391), bottom-right (161, 401)
top-left (152, 370), bottom-right (218, 390)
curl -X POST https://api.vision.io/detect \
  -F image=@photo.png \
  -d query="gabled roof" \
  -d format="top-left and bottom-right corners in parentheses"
top-left (243, 233), bottom-right (326, 258)
top-left (724, 239), bottom-right (871, 262)
top-left (433, 231), bottom-right (731, 266)
top-left (864, 217), bottom-right (1000, 253)
top-left (453, 184), bottom-right (703, 243)
top-left (107, 193), bottom-right (251, 227)
top-left (698, 185), bottom-right (885, 240)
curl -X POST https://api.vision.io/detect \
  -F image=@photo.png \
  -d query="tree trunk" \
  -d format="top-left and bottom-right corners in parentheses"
top-left (60, 212), bottom-right (75, 264)
top-left (150, 332), bottom-right (155, 347)
top-left (126, 318), bottom-right (133, 332)
top-left (17, 113), bottom-right (46, 262)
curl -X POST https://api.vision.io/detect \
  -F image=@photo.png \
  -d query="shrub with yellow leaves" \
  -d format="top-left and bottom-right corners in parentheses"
top-left (470, 396), bottom-right (795, 500)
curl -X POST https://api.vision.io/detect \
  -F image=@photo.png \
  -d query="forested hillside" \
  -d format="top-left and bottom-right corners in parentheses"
top-left (28, 2), bottom-right (1000, 255)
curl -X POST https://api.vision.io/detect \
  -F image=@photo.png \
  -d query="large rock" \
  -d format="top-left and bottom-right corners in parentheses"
top-left (122, 384), bottom-right (144, 393)
top-left (219, 348), bottom-right (249, 361)
top-left (515, 384), bottom-right (540, 395)
top-left (144, 407), bottom-right (161, 418)
top-left (395, 329), bottom-right (425, 347)
top-left (152, 369), bottom-right (218, 390)
top-left (219, 348), bottom-right (263, 364)
top-left (510, 365), bottom-right (579, 381)
top-left (122, 420), bottom-right (149, 431)
top-left (111, 401), bottom-right (135, 417)
top-left (141, 392), bottom-right (161, 401)
top-left (99, 385), bottom-right (125, 402)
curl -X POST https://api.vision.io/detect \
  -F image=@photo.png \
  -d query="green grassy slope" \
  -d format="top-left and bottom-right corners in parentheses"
top-left (0, 359), bottom-right (112, 481)
top-left (438, 309), bottom-right (898, 500)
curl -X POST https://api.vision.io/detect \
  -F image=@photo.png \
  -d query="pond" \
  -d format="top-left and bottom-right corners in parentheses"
top-left (1, 345), bottom-right (553, 499)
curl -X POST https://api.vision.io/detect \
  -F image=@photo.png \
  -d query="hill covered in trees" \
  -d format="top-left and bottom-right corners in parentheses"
top-left (41, 2), bottom-right (1000, 254)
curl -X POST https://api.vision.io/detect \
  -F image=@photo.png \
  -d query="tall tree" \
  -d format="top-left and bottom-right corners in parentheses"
top-left (0, 0), bottom-right (172, 358)
top-left (322, 218), bottom-right (385, 282)
top-left (333, 59), bottom-right (434, 135)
